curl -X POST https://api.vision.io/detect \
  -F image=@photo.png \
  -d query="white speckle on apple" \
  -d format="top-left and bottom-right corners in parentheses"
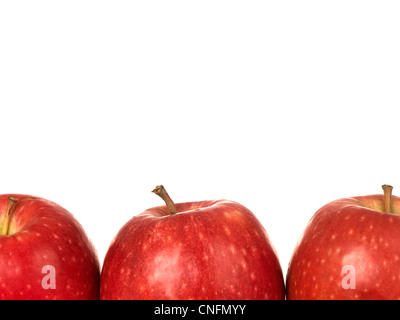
top-left (368, 262), bottom-right (374, 269)
top-left (253, 230), bottom-right (261, 238)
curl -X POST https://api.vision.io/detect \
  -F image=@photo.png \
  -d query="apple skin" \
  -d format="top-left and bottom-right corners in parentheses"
top-left (100, 200), bottom-right (285, 300)
top-left (286, 194), bottom-right (400, 300)
top-left (0, 194), bottom-right (100, 300)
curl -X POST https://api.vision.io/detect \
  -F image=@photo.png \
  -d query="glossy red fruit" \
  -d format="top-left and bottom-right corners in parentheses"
top-left (287, 185), bottom-right (400, 300)
top-left (0, 194), bottom-right (100, 299)
top-left (101, 185), bottom-right (284, 300)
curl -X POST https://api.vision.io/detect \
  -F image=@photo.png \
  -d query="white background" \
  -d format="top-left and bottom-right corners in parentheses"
top-left (1, 1), bottom-right (400, 282)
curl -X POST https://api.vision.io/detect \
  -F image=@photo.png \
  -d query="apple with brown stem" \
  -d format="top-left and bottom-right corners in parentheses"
top-left (0, 194), bottom-right (100, 299)
top-left (287, 184), bottom-right (400, 299)
top-left (100, 185), bottom-right (285, 300)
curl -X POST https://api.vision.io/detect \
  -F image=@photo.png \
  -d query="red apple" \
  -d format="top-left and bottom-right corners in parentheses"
top-left (100, 185), bottom-right (284, 300)
top-left (0, 194), bottom-right (100, 299)
top-left (286, 184), bottom-right (400, 300)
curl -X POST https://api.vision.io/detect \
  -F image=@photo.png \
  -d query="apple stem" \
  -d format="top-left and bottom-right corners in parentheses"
top-left (382, 184), bottom-right (393, 214)
top-left (1, 196), bottom-right (18, 235)
top-left (152, 185), bottom-right (177, 215)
